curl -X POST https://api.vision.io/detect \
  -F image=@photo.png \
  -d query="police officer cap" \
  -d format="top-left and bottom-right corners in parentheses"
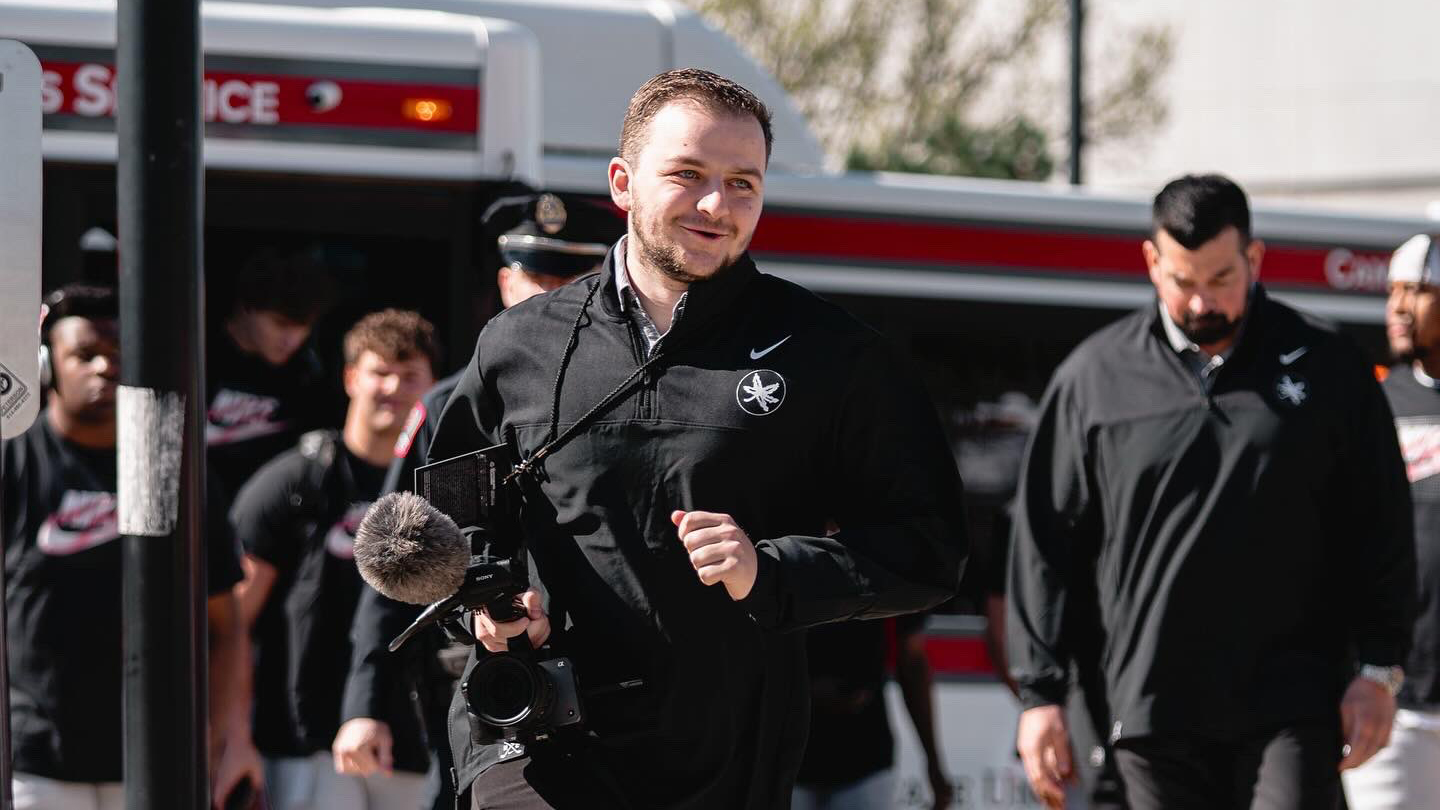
top-left (1390, 234), bottom-right (1440, 286)
top-left (482, 193), bottom-right (623, 277)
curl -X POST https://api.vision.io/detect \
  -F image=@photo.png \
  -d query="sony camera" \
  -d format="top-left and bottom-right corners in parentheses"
top-left (404, 443), bottom-right (584, 744)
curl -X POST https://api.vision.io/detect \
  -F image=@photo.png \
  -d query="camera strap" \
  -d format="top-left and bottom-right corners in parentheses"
top-left (505, 278), bottom-right (677, 486)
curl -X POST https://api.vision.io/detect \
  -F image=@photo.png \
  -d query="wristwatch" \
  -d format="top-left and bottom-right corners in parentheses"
top-left (1358, 664), bottom-right (1405, 697)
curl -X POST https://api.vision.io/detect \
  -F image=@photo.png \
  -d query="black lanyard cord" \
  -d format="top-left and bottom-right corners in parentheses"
top-left (505, 279), bottom-right (673, 486)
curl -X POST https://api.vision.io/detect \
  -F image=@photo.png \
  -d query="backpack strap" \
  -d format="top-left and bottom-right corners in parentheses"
top-left (293, 429), bottom-right (343, 519)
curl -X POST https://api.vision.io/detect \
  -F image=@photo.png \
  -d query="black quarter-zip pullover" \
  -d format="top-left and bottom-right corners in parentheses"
top-left (428, 249), bottom-right (968, 807)
top-left (1008, 286), bottom-right (1415, 742)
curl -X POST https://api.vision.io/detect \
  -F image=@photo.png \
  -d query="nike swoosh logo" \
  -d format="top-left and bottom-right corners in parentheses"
top-left (1279, 347), bottom-right (1309, 365)
top-left (37, 518), bottom-right (121, 556)
top-left (325, 522), bottom-right (357, 560)
top-left (749, 335), bottom-right (791, 360)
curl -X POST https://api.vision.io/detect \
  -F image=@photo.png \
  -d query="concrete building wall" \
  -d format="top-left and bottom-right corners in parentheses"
top-left (1086, 0), bottom-right (1440, 217)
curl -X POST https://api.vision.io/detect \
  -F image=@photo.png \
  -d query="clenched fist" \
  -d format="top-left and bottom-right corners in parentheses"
top-left (672, 510), bottom-right (758, 600)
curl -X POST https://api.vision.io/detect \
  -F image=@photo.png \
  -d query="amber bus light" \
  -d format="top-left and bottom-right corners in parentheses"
top-left (402, 98), bottom-right (453, 123)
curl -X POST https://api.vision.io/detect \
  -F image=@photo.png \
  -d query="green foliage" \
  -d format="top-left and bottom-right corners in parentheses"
top-left (846, 115), bottom-right (1055, 181)
top-left (686, 0), bottom-right (1172, 180)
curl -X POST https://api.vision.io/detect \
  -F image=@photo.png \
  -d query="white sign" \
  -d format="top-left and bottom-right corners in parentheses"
top-left (0, 40), bottom-right (42, 439)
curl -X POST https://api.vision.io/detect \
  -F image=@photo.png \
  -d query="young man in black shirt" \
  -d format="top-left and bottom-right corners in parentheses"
top-left (1008, 175), bottom-right (1414, 810)
top-left (207, 249), bottom-right (336, 500)
top-left (1345, 233), bottom-right (1440, 808)
top-left (3, 284), bottom-right (252, 809)
top-left (231, 309), bottom-right (438, 809)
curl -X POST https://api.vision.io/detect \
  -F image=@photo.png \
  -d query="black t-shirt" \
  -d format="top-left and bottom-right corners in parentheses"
top-left (230, 434), bottom-right (412, 760)
top-left (1384, 367), bottom-right (1440, 709)
top-left (206, 327), bottom-right (329, 502)
top-left (795, 614), bottom-right (926, 788)
top-left (2, 417), bottom-right (243, 782)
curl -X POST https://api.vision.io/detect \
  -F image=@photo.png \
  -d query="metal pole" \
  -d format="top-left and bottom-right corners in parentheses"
top-left (1068, 0), bottom-right (1084, 186)
top-left (117, 0), bottom-right (208, 806)
top-left (0, 438), bottom-right (12, 810)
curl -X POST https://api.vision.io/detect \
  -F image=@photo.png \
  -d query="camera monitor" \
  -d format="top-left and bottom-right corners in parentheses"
top-left (414, 443), bottom-right (514, 533)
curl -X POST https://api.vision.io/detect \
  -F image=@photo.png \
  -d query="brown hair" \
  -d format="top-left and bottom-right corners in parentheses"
top-left (619, 68), bottom-right (773, 165)
top-left (343, 309), bottom-right (440, 372)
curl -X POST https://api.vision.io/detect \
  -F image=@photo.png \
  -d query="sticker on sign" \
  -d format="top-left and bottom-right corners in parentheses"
top-left (0, 40), bottom-right (43, 439)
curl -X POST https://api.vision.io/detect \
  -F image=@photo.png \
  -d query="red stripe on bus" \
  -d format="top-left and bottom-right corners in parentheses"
top-left (41, 60), bottom-right (479, 134)
top-left (749, 213), bottom-right (1391, 293)
top-left (924, 635), bottom-right (997, 677)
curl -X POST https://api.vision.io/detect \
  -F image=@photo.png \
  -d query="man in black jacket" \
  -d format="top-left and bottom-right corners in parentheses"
top-left (1008, 174), bottom-right (1415, 810)
top-left (427, 68), bottom-right (968, 809)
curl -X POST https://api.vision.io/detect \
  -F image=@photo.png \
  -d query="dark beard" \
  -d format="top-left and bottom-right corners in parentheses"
top-left (636, 227), bottom-right (706, 284)
top-left (632, 205), bottom-right (742, 283)
top-left (1180, 312), bottom-right (1242, 345)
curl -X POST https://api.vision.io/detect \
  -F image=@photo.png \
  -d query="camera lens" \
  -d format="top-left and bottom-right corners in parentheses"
top-left (469, 654), bottom-right (552, 728)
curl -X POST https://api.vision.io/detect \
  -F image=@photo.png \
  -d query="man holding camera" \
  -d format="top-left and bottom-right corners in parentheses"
top-left (426, 69), bottom-right (968, 809)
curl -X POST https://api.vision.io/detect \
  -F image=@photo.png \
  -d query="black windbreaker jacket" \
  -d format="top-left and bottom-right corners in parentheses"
top-left (1008, 286), bottom-right (1415, 742)
top-left (427, 251), bottom-right (967, 807)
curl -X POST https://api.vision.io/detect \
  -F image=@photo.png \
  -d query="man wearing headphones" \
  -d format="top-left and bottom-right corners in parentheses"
top-left (2, 283), bottom-right (257, 809)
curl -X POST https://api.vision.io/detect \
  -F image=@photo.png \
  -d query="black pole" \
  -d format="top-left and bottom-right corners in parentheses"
top-left (1068, 0), bottom-right (1084, 186)
top-left (0, 439), bottom-right (11, 810)
top-left (117, 0), bottom-right (208, 806)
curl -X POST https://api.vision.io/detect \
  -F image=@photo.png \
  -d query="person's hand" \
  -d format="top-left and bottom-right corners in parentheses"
top-left (333, 717), bottom-right (394, 777)
top-left (211, 728), bottom-right (263, 810)
top-left (927, 759), bottom-right (954, 809)
top-left (1016, 704), bottom-right (1075, 809)
top-left (672, 510), bottom-right (758, 600)
top-left (1339, 675), bottom-right (1397, 770)
top-left (476, 588), bottom-right (550, 653)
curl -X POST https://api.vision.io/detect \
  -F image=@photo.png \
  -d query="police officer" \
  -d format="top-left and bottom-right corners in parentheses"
top-left (332, 193), bottom-right (622, 810)
top-left (1008, 174), bottom-right (1415, 810)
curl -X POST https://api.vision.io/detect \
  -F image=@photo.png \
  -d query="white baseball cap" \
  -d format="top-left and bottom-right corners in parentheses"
top-left (1389, 234), bottom-right (1440, 285)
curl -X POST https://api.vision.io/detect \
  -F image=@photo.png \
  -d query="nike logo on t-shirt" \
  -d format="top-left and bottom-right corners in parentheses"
top-left (324, 502), bottom-right (373, 560)
top-left (206, 389), bottom-right (288, 446)
top-left (36, 490), bottom-right (121, 555)
top-left (749, 336), bottom-right (791, 360)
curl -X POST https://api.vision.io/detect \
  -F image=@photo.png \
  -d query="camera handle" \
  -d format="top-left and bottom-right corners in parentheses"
top-left (481, 594), bottom-right (536, 655)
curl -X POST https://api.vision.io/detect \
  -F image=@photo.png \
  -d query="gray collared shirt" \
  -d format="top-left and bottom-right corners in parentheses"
top-left (615, 236), bottom-right (688, 357)
top-left (1159, 302), bottom-right (1232, 390)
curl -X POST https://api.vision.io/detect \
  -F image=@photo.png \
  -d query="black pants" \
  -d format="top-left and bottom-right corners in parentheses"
top-left (1112, 720), bottom-right (1343, 810)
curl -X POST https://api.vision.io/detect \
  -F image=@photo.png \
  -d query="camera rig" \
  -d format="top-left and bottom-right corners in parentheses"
top-left (392, 443), bottom-right (583, 742)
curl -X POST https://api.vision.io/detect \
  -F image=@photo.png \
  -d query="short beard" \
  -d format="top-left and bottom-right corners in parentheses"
top-left (635, 224), bottom-right (706, 283)
top-left (1180, 312), bottom-right (1242, 346)
top-left (631, 199), bottom-right (743, 284)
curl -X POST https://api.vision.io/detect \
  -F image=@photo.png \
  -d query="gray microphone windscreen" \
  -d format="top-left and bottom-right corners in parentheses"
top-left (354, 491), bottom-right (469, 605)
